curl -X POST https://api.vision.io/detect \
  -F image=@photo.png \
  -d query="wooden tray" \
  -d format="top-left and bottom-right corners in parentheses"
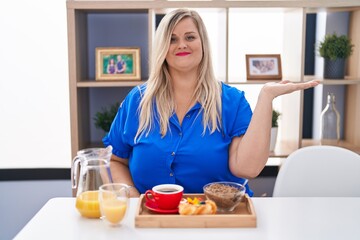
top-left (135, 193), bottom-right (257, 228)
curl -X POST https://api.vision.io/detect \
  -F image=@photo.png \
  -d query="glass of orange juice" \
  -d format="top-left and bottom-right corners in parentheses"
top-left (99, 183), bottom-right (130, 226)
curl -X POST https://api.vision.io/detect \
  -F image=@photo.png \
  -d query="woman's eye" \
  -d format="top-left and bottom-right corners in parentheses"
top-left (186, 35), bottom-right (196, 41)
top-left (170, 37), bottom-right (177, 43)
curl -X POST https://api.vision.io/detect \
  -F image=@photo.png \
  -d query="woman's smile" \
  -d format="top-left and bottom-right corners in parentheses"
top-left (176, 52), bottom-right (191, 56)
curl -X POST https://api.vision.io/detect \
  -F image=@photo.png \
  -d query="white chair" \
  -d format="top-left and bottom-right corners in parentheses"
top-left (273, 145), bottom-right (360, 197)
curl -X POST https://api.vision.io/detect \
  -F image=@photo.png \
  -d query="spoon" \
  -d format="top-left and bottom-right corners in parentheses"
top-left (243, 179), bottom-right (248, 186)
top-left (231, 179), bottom-right (248, 203)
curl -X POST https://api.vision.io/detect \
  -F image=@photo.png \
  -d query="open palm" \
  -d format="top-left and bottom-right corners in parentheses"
top-left (262, 80), bottom-right (319, 100)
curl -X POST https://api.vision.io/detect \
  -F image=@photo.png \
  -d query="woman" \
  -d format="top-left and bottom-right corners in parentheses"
top-left (106, 58), bottom-right (116, 74)
top-left (103, 9), bottom-right (318, 197)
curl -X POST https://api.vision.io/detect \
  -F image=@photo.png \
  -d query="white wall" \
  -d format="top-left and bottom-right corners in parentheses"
top-left (0, 0), bottom-right (71, 168)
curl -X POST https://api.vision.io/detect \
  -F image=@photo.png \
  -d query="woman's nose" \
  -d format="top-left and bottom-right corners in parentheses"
top-left (177, 39), bottom-right (187, 49)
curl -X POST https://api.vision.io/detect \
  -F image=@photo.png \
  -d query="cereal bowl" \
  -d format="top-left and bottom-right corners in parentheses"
top-left (203, 181), bottom-right (246, 212)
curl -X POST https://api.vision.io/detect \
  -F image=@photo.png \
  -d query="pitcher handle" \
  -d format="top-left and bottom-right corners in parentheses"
top-left (71, 156), bottom-right (82, 189)
top-left (104, 145), bottom-right (113, 162)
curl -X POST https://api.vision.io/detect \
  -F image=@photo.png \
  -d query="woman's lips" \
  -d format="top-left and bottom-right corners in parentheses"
top-left (176, 52), bottom-right (191, 56)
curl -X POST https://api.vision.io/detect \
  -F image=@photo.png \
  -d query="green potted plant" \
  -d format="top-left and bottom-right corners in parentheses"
top-left (93, 102), bottom-right (120, 133)
top-left (272, 109), bottom-right (281, 128)
top-left (318, 33), bottom-right (354, 79)
top-left (270, 110), bottom-right (281, 152)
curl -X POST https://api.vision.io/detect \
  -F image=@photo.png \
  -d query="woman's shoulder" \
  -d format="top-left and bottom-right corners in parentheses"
top-left (126, 83), bottom-right (147, 100)
top-left (122, 83), bottom-right (147, 108)
top-left (220, 82), bottom-right (246, 102)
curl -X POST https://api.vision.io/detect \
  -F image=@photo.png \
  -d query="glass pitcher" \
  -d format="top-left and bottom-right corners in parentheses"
top-left (71, 146), bottom-right (113, 218)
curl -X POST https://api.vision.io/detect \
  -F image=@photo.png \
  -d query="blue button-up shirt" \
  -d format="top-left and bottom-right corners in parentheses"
top-left (103, 82), bottom-right (253, 196)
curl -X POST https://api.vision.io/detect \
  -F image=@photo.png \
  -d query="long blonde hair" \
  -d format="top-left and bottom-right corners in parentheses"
top-left (135, 9), bottom-right (222, 141)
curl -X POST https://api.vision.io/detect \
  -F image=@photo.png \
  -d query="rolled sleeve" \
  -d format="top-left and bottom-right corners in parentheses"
top-left (102, 86), bottom-right (143, 159)
top-left (221, 83), bottom-right (253, 138)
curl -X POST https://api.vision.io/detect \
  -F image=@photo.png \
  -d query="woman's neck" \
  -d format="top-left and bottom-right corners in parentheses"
top-left (170, 69), bottom-right (197, 94)
top-left (169, 69), bottom-right (198, 125)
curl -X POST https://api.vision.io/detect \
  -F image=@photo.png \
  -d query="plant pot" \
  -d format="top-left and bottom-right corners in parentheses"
top-left (324, 58), bottom-right (345, 79)
top-left (270, 127), bottom-right (278, 152)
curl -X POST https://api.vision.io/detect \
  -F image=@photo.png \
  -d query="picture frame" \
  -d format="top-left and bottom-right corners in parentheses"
top-left (245, 54), bottom-right (282, 80)
top-left (95, 47), bottom-right (141, 81)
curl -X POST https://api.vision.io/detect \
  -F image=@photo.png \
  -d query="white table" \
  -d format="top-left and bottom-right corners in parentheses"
top-left (15, 197), bottom-right (360, 240)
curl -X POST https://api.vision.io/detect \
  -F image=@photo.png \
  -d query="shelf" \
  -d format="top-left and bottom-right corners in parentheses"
top-left (304, 75), bottom-right (360, 85)
top-left (86, 139), bottom-right (360, 155)
top-left (266, 157), bottom-right (284, 167)
top-left (269, 140), bottom-right (299, 158)
top-left (78, 78), bottom-right (360, 87)
top-left (67, 1), bottom-right (360, 9)
top-left (306, 6), bottom-right (360, 14)
top-left (86, 139), bottom-right (297, 158)
top-left (77, 80), bottom-right (145, 87)
top-left (302, 139), bottom-right (360, 155)
top-left (227, 80), bottom-right (300, 85)
top-left (228, 81), bottom-right (277, 85)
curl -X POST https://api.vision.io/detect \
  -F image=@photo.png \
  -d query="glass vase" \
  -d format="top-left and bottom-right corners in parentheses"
top-left (320, 93), bottom-right (340, 144)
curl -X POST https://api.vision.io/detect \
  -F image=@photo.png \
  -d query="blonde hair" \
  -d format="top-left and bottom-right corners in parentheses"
top-left (135, 9), bottom-right (222, 141)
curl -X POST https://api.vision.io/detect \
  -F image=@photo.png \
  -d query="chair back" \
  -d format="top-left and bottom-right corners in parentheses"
top-left (273, 145), bottom-right (360, 197)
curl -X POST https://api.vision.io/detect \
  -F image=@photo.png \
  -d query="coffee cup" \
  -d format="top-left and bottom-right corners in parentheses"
top-left (145, 184), bottom-right (184, 210)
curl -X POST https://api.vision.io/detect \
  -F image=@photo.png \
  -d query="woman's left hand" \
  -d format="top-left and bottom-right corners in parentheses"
top-left (261, 80), bottom-right (320, 100)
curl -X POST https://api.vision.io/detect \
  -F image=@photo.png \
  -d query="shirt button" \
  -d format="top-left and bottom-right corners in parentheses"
top-left (179, 132), bottom-right (182, 136)
top-left (170, 172), bottom-right (174, 177)
top-left (186, 114), bottom-right (190, 118)
top-left (171, 152), bottom-right (175, 156)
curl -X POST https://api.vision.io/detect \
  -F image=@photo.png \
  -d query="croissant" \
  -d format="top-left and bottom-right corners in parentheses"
top-left (178, 197), bottom-right (217, 215)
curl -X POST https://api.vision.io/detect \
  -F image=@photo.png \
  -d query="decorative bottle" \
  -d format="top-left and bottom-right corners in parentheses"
top-left (320, 92), bottom-right (340, 144)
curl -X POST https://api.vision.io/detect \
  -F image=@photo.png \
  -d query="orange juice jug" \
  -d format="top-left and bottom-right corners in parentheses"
top-left (71, 146), bottom-right (113, 218)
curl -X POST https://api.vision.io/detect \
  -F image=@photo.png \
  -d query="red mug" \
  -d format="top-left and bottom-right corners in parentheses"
top-left (145, 184), bottom-right (184, 210)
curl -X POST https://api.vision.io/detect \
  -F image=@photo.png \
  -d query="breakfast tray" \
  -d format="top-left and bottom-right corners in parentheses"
top-left (135, 193), bottom-right (256, 228)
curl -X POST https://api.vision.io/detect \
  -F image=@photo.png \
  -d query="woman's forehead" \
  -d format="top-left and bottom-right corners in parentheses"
top-left (172, 18), bottom-right (198, 34)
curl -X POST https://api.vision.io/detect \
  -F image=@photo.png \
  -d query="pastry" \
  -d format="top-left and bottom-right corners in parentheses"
top-left (178, 197), bottom-right (217, 215)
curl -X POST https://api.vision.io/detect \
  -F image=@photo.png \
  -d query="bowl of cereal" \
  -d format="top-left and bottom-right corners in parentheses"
top-left (203, 181), bottom-right (246, 212)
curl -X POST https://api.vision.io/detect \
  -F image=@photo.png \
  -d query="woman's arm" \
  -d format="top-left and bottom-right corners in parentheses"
top-left (229, 80), bottom-right (319, 179)
top-left (110, 154), bottom-right (140, 198)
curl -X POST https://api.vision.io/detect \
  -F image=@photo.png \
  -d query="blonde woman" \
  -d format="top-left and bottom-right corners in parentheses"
top-left (103, 9), bottom-right (318, 197)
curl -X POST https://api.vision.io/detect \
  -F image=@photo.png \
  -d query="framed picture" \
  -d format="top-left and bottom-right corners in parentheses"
top-left (95, 47), bottom-right (141, 81)
top-left (245, 54), bottom-right (282, 80)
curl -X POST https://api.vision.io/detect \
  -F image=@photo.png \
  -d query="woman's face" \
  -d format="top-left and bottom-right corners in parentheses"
top-left (165, 17), bottom-right (203, 74)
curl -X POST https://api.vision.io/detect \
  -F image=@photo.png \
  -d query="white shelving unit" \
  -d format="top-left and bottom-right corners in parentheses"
top-left (67, 0), bottom-right (360, 158)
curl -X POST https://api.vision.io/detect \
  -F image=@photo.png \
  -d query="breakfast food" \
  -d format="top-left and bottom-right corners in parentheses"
top-left (204, 182), bottom-right (245, 211)
top-left (178, 197), bottom-right (217, 215)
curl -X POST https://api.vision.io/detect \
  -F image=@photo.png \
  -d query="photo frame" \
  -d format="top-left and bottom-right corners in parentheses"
top-left (245, 54), bottom-right (282, 80)
top-left (95, 47), bottom-right (141, 81)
